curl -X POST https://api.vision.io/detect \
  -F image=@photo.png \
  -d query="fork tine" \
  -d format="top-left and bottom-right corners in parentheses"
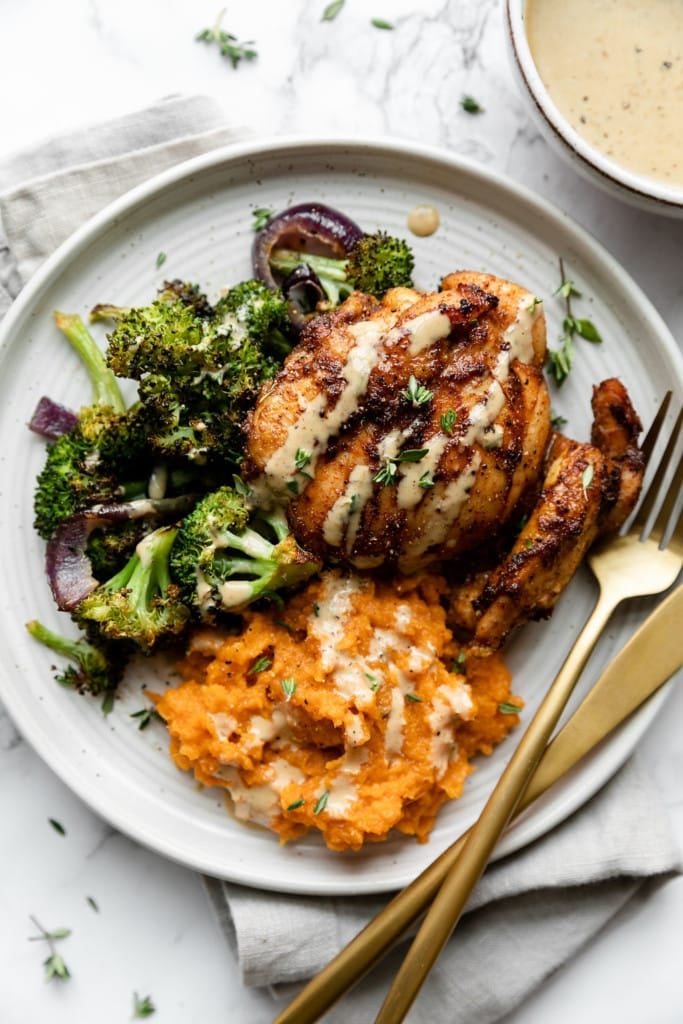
top-left (649, 439), bottom-right (683, 546)
top-left (632, 404), bottom-right (683, 536)
top-left (641, 390), bottom-right (672, 465)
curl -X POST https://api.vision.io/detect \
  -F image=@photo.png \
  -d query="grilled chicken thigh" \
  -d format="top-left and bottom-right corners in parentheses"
top-left (245, 271), bottom-right (551, 572)
top-left (245, 273), bottom-right (644, 650)
top-left (456, 377), bottom-right (644, 654)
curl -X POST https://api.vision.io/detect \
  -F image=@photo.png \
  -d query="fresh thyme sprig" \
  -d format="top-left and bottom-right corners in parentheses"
top-left (373, 448), bottom-right (429, 486)
top-left (294, 448), bottom-right (313, 478)
top-left (130, 707), bottom-right (163, 731)
top-left (133, 992), bottom-right (156, 1018)
top-left (196, 10), bottom-right (257, 68)
top-left (440, 408), bottom-right (457, 435)
top-left (546, 258), bottom-right (602, 386)
top-left (252, 208), bottom-right (273, 231)
top-left (401, 375), bottom-right (433, 407)
top-left (281, 677), bottom-right (297, 700)
top-left (28, 916), bottom-right (72, 982)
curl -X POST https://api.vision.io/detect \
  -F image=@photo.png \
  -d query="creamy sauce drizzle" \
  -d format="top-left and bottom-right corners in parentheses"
top-left (310, 576), bottom-right (377, 728)
top-left (428, 679), bottom-right (475, 777)
top-left (526, 0), bottom-right (683, 185)
top-left (261, 293), bottom-right (540, 563)
top-left (407, 203), bottom-right (441, 236)
top-left (263, 319), bottom-right (386, 497)
top-left (323, 464), bottom-right (374, 547)
top-left (404, 309), bottom-right (452, 355)
top-left (396, 296), bottom-right (540, 564)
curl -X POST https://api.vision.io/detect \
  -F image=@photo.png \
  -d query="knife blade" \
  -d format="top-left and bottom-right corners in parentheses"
top-left (520, 581), bottom-right (683, 809)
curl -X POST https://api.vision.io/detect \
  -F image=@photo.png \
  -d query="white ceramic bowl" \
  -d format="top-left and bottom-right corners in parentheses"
top-left (505, 0), bottom-right (683, 217)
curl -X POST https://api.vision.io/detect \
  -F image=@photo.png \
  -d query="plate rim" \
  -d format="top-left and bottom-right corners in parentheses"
top-left (1, 134), bottom-right (681, 894)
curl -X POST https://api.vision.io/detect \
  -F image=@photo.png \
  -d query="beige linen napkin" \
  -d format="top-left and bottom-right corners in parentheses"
top-left (0, 95), bottom-right (680, 1023)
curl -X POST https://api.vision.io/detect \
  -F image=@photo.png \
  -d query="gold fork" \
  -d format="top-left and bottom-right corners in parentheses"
top-left (369, 396), bottom-right (683, 1022)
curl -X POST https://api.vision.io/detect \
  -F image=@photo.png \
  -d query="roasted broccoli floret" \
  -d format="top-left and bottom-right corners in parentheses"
top-left (104, 280), bottom-right (294, 465)
top-left (76, 525), bottom-right (190, 652)
top-left (268, 231), bottom-right (415, 306)
top-left (214, 279), bottom-right (293, 361)
top-left (33, 314), bottom-right (154, 539)
top-left (90, 279), bottom-right (214, 327)
top-left (170, 486), bottom-right (321, 619)
top-left (33, 403), bottom-right (151, 540)
top-left (85, 519), bottom-right (150, 580)
top-left (25, 619), bottom-right (127, 705)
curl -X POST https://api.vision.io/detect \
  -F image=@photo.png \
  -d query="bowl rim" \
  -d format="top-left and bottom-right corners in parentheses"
top-left (505, 0), bottom-right (683, 210)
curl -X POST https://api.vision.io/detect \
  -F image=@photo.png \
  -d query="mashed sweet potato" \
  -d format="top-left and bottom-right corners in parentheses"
top-left (153, 570), bottom-right (521, 851)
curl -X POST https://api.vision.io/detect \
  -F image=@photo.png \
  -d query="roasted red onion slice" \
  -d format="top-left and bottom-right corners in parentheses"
top-left (252, 202), bottom-right (363, 292)
top-left (279, 263), bottom-right (329, 329)
top-left (29, 396), bottom-right (78, 439)
top-left (46, 495), bottom-right (197, 611)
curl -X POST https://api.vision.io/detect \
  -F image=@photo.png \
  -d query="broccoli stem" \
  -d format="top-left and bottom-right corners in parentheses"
top-left (270, 249), bottom-right (349, 282)
top-left (54, 311), bottom-right (126, 414)
top-left (269, 249), bottom-right (353, 306)
top-left (25, 618), bottom-right (120, 700)
top-left (26, 619), bottom-right (93, 665)
top-left (103, 526), bottom-right (178, 605)
top-left (217, 555), bottom-right (278, 577)
top-left (216, 526), bottom-right (277, 562)
top-left (257, 509), bottom-right (291, 543)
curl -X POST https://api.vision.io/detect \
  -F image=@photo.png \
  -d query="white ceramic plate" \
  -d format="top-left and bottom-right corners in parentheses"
top-left (0, 138), bottom-right (680, 895)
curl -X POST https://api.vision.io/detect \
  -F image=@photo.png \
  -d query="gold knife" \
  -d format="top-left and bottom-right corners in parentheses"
top-left (275, 583), bottom-right (683, 1024)
top-left (517, 581), bottom-right (683, 805)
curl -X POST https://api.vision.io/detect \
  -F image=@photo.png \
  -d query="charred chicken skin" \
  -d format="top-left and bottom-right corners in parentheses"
top-left (453, 377), bottom-right (644, 654)
top-left (246, 271), bottom-right (551, 572)
top-left (245, 272), bottom-right (644, 649)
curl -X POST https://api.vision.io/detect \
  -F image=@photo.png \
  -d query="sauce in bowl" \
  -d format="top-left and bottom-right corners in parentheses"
top-left (525, 0), bottom-right (683, 185)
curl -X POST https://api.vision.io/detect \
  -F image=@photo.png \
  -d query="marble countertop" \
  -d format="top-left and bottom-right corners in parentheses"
top-left (2, 1), bottom-right (683, 1021)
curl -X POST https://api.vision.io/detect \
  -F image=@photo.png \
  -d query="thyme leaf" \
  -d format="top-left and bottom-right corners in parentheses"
top-left (322, 0), bottom-right (345, 20)
top-left (250, 655), bottom-right (272, 674)
top-left (581, 463), bottom-right (595, 494)
top-left (440, 408), bottom-right (457, 434)
top-left (401, 374), bottom-right (433, 406)
top-left (373, 461), bottom-right (398, 487)
top-left (133, 992), bottom-right (156, 1018)
top-left (461, 95), bottom-right (484, 114)
top-left (313, 790), bottom-right (330, 814)
top-left (252, 207), bottom-right (273, 231)
top-left (451, 650), bottom-right (467, 675)
top-left (130, 707), bottom-right (162, 731)
top-left (281, 677), bottom-right (297, 700)
top-left (498, 701), bottom-right (523, 714)
top-left (29, 916), bottom-right (72, 983)
top-left (395, 448), bottom-right (429, 463)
